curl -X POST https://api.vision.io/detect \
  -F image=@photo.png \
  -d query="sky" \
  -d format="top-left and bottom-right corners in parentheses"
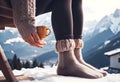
top-left (83, 0), bottom-right (120, 22)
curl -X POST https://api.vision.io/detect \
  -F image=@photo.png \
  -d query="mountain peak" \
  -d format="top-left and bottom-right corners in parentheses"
top-left (113, 9), bottom-right (120, 18)
top-left (93, 9), bottom-right (120, 35)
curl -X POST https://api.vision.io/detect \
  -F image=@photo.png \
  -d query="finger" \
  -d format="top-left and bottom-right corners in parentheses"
top-left (24, 36), bottom-right (34, 45)
top-left (25, 35), bottom-right (43, 48)
top-left (25, 35), bottom-right (35, 46)
top-left (29, 35), bottom-right (45, 48)
top-left (31, 32), bottom-right (47, 45)
top-left (40, 39), bottom-right (47, 45)
top-left (31, 32), bottom-right (39, 42)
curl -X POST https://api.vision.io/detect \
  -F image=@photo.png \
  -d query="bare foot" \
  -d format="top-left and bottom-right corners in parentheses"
top-left (74, 48), bottom-right (108, 77)
top-left (57, 50), bottom-right (103, 78)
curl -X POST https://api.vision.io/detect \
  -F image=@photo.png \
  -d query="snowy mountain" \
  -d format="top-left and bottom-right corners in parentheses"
top-left (0, 9), bottom-right (120, 68)
top-left (85, 32), bottom-right (120, 68)
top-left (83, 27), bottom-right (114, 53)
top-left (93, 9), bottom-right (120, 36)
top-left (82, 20), bottom-right (97, 41)
top-left (113, 9), bottom-right (120, 18)
top-left (35, 51), bottom-right (57, 65)
top-left (83, 9), bottom-right (120, 53)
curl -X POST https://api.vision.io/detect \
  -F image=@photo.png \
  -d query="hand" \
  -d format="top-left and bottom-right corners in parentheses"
top-left (17, 23), bottom-right (46, 48)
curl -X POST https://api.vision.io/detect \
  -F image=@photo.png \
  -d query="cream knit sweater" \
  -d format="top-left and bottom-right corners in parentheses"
top-left (11, 0), bottom-right (36, 26)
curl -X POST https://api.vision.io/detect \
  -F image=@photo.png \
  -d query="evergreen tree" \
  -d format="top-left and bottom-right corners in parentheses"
top-left (12, 54), bottom-right (18, 69)
top-left (17, 58), bottom-right (22, 70)
top-left (38, 62), bottom-right (44, 68)
top-left (32, 59), bottom-right (38, 68)
top-left (22, 61), bottom-right (25, 68)
top-left (24, 61), bottom-right (31, 68)
top-left (12, 54), bottom-right (22, 70)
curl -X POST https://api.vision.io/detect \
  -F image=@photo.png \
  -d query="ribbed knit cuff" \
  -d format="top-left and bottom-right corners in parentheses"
top-left (74, 39), bottom-right (83, 48)
top-left (56, 39), bottom-right (75, 52)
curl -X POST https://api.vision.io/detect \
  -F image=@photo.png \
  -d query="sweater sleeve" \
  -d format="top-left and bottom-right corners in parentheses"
top-left (11, 0), bottom-right (36, 27)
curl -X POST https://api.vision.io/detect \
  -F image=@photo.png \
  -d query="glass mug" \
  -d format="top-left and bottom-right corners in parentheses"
top-left (37, 26), bottom-right (51, 39)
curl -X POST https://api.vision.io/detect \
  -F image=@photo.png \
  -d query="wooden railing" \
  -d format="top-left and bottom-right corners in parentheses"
top-left (0, 45), bottom-right (18, 82)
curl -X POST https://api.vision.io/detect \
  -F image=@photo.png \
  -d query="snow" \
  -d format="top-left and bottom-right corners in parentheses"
top-left (104, 40), bottom-right (111, 46)
top-left (113, 9), bottom-right (120, 18)
top-left (99, 27), bottom-right (108, 33)
top-left (110, 14), bottom-right (120, 34)
top-left (0, 67), bottom-right (119, 82)
top-left (104, 48), bottom-right (120, 56)
top-left (98, 46), bottom-right (103, 50)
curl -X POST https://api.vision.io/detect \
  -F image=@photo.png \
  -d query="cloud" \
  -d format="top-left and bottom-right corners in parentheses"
top-left (5, 27), bottom-right (18, 34)
top-left (4, 37), bottom-right (24, 44)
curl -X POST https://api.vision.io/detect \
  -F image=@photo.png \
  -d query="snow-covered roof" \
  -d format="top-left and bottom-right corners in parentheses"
top-left (104, 48), bottom-right (120, 56)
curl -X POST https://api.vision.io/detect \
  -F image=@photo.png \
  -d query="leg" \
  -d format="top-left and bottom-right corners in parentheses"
top-left (51, 0), bottom-right (103, 78)
top-left (72, 0), bottom-right (83, 39)
top-left (72, 0), bottom-right (107, 76)
top-left (51, 0), bottom-right (73, 40)
top-left (36, 0), bottom-right (54, 15)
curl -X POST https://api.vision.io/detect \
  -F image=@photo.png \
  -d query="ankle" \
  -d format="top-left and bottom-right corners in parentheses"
top-left (58, 50), bottom-right (76, 68)
top-left (56, 39), bottom-right (76, 68)
top-left (74, 39), bottom-right (84, 61)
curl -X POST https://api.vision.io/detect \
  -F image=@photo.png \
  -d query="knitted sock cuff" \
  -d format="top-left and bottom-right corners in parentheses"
top-left (56, 39), bottom-right (75, 52)
top-left (74, 39), bottom-right (83, 48)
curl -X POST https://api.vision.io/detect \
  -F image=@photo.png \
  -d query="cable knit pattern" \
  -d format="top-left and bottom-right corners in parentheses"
top-left (74, 39), bottom-right (83, 48)
top-left (56, 39), bottom-right (75, 52)
top-left (11, 0), bottom-right (36, 26)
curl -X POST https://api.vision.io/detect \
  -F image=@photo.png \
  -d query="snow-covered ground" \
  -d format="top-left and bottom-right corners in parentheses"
top-left (0, 67), bottom-right (119, 82)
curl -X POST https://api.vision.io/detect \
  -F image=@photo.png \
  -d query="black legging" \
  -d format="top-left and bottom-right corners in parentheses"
top-left (36, 0), bottom-right (83, 40)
